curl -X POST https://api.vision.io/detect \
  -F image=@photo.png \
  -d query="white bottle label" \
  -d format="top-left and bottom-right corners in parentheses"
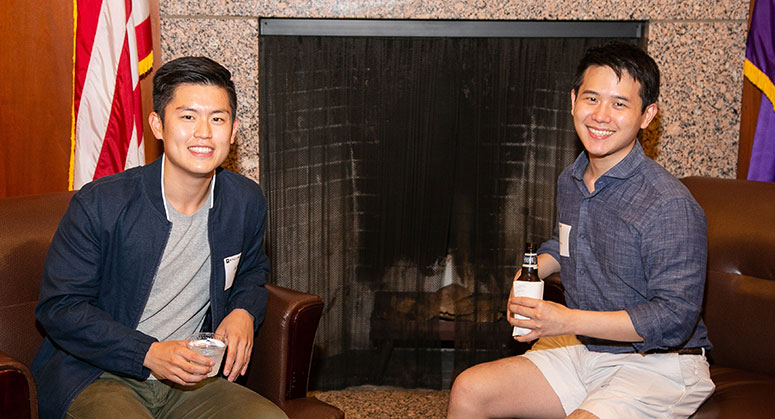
top-left (511, 280), bottom-right (544, 337)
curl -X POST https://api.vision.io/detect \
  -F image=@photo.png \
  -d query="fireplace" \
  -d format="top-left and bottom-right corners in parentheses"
top-left (258, 20), bottom-right (643, 389)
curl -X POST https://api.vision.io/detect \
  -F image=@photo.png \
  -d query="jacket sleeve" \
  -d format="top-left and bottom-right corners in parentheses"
top-left (224, 187), bottom-right (270, 332)
top-left (35, 193), bottom-right (157, 380)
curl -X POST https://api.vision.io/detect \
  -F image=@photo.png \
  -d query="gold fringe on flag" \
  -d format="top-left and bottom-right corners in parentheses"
top-left (745, 59), bottom-right (775, 113)
top-left (68, 0), bottom-right (78, 191)
top-left (138, 51), bottom-right (154, 79)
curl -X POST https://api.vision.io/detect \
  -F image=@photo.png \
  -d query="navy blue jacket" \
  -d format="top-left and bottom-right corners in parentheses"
top-left (31, 158), bottom-right (270, 418)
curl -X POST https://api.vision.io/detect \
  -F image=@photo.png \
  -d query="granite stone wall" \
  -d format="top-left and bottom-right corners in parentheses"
top-left (159, 0), bottom-right (749, 181)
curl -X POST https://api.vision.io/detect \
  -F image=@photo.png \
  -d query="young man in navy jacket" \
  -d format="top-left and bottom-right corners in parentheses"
top-left (32, 56), bottom-right (287, 418)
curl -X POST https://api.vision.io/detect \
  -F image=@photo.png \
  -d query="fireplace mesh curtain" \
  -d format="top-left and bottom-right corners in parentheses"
top-left (259, 33), bottom-right (638, 390)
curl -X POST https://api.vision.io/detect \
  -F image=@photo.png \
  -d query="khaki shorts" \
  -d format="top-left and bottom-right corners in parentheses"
top-left (522, 336), bottom-right (715, 419)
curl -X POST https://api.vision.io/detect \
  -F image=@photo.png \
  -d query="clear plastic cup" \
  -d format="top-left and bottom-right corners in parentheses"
top-left (186, 332), bottom-right (228, 377)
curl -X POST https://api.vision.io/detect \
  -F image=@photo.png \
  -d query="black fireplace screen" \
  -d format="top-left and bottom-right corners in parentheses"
top-left (259, 29), bottom-right (640, 390)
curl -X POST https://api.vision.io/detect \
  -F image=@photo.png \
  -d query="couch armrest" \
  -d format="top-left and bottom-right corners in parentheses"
top-left (0, 350), bottom-right (38, 419)
top-left (243, 284), bottom-right (343, 418)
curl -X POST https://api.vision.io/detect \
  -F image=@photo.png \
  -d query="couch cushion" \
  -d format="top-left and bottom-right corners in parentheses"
top-left (693, 366), bottom-right (775, 418)
top-left (681, 176), bottom-right (775, 281)
top-left (0, 191), bottom-right (73, 364)
top-left (703, 270), bottom-right (775, 376)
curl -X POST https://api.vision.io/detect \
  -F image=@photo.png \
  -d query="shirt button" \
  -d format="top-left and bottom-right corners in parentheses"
top-left (579, 233), bottom-right (586, 239)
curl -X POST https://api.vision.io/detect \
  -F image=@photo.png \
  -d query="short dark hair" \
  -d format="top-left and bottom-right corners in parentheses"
top-left (152, 56), bottom-right (238, 124)
top-left (572, 41), bottom-right (660, 112)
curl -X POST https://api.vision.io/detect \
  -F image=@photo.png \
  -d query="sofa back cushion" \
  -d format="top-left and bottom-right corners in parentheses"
top-left (0, 191), bottom-right (73, 365)
top-left (681, 177), bottom-right (775, 375)
top-left (681, 176), bottom-right (775, 280)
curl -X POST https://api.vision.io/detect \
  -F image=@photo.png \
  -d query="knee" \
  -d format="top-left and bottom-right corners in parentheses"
top-left (448, 368), bottom-right (483, 416)
top-left (450, 368), bottom-right (475, 400)
top-left (237, 396), bottom-right (288, 419)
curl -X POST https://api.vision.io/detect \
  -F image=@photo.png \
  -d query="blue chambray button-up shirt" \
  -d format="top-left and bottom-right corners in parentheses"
top-left (539, 142), bottom-right (712, 353)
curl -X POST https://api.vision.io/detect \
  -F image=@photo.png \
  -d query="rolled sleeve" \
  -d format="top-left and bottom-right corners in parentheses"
top-left (538, 235), bottom-right (561, 264)
top-left (626, 198), bottom-right (707, 352)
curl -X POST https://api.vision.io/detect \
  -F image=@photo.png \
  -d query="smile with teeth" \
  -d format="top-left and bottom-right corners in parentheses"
top-left (189, 146), bottom-right (213, 153)
top-left (588, 127), bottom-right (615, 137)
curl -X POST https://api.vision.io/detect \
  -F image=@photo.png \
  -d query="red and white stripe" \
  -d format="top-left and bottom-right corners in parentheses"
top-left (71, 0), bottom-right (153, 190)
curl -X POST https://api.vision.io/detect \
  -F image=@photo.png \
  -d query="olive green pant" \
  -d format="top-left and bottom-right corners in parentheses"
top-left (66, 372), bottom-right (288, 419)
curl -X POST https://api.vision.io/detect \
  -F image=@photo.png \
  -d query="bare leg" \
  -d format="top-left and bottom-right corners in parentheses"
top-left (447, 356), bottom-right (566, 419)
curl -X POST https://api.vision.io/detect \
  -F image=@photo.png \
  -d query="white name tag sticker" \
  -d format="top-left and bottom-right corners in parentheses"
top-left (559, 223), bottom-right (571, 257)
top-left (224, 253), bottom-right (241, 290)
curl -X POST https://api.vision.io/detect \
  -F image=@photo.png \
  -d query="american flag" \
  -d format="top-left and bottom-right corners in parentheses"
top-left (70, 0), bottom-right (153, 189)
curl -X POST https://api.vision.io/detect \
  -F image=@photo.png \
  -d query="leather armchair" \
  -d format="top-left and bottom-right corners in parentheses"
top-left (543, 177), bottom-right (775, 418)
top-left (0, 191), bottom-right (343, 419)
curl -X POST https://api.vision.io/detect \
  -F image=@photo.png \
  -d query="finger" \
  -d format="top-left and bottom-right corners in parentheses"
top-left (165, 360), bottom-right (209, 385)
top-left (241, 341), bottom-right (253, 376)
top-left (187, 359), bottom-right (214, 376)
top-left (227, 339), bottom-right (247, 381)
top-left (222, 337), bottom-right (238, 378)
top-left (175, 369), bottom-right (208, 386)
top-left (178, 359), bottom-right (212, 379)
top-left (511, 296), bottom-right (536, 306)
top-left (182, 347), bottom-right (216, 369)
top-left (510, 303), bottom-right (533, 319)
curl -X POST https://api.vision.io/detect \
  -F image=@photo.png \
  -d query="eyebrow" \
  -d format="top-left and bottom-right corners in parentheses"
top-left (580, 90), bottom-right (631, 103)
top-left (175, 106), bottom-right (232, 116)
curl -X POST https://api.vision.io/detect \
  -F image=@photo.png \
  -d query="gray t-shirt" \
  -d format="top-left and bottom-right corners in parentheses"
top-left (136, 190), bottom-right (212, 343)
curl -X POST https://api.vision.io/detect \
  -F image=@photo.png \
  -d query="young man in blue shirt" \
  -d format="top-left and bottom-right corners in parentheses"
top-left (32, 57), bottom-right (287, 418)
top-left (447, 42), bottom-right (715, 419)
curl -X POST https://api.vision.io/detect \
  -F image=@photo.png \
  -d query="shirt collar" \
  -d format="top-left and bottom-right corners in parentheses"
top-left (571, 140), bottom-right (647, 182)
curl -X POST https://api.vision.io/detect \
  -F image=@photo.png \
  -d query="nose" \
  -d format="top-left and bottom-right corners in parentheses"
top-left (591, 105), bottom-right (612, 123)
top-left (194, 119), bottom-right (212, 139)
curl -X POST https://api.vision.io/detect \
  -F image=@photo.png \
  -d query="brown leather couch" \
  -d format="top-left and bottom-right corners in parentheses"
top-left (544, 176), bottom-right (775, 418)
top-left (0, 191), bottom-right (343, 419)
top-left (681, 176), bottom-right (775, 418)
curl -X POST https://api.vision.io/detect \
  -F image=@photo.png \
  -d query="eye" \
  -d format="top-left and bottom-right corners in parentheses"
top-left (181, 114), bottom-right (195, 120)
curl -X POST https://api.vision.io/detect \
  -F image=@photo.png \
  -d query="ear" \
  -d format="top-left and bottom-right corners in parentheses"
top-left (229, 119), bottom-right (239, 145)
top-left (639, 103), bottom-right (658, 129)
top-left (149, 112), bottom-right (164, 140)
top-left (570, 89), bottom-right (578, 116)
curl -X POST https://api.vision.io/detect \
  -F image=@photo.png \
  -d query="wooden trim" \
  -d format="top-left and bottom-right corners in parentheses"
top-left (142, 0), bottom-right (164, 163)
top-left (0, 0), bottom-right (73, 197)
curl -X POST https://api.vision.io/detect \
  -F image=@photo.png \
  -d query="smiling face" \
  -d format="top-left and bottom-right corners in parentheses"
top-left (571, 65), bottom-right (657, 173)
top-left (149, 83), bottom-right (238, 184)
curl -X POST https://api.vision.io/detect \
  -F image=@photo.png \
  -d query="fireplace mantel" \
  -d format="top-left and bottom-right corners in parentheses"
top-left (158, 0), bottom-right (747, 180)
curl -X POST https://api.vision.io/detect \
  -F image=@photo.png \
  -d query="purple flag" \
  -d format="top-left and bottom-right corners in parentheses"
top-left (745, 0), bottom-right (775, 182)
top-left (749, 95), bottom-right (775, 182)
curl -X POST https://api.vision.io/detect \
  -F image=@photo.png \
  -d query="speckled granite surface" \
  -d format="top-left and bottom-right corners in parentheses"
top-left (159, 0), bottom-right (749, 180)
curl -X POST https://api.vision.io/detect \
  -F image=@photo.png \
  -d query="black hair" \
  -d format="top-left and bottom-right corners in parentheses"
top-left (572, 41), bottom-right (660, 112)
top-left (152, 56), bottom-right (237, 124)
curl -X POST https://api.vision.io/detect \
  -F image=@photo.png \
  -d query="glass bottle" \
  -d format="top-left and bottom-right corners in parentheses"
top-left (512, 242), bottom-right (544, 337)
